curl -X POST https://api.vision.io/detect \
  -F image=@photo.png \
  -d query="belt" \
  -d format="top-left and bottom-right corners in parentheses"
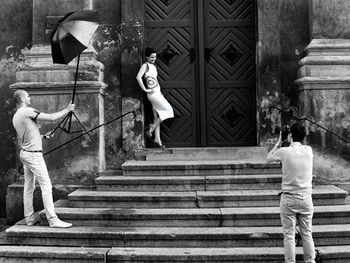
top-left (21, 149), bottom-right (42, 153)
top-left (278, 192), bottom-right (293, 196)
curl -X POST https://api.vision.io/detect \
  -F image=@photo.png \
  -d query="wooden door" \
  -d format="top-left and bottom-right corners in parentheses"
top-left (144, 0), bottom-right (256, 147)
top-left (201, 0), bottom-right (257, 146)
top-left (144, 0), bottom-right (197, 147)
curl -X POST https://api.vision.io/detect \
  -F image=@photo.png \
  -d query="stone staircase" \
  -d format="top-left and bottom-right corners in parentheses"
top-left (1, 147), bottom-right (350, 262)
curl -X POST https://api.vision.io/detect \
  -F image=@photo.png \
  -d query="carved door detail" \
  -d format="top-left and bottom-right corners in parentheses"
top-left (144, 0), bottom-right (256, 147)
top-left (203, 0), bottom-right (257, 146)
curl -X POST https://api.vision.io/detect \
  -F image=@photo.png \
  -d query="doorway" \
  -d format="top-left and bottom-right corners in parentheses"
top-left (144, 0), bottom-right (256, 147)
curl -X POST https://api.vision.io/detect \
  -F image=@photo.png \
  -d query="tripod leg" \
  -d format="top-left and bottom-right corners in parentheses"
top-left (57, 113), bottom-right (71, 136)
top-left (70, 112), bottom-right (96, 143)
top-left (51, 113), bottom-right (71, 135)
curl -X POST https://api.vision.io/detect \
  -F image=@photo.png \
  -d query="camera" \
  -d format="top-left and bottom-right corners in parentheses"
top-left (281, 126), bottom-right (290, 141)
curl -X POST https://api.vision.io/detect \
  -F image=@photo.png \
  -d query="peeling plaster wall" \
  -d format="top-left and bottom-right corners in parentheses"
top-left (257, 0), bottom-right (282, 144)
top-left (93, 0), bottom-right (124, 168)
top-left (300, 0), bottom-right (350, 186)
top-left (257, 0), bottom-right (310, 146)
top-left (0, 0), bottom-right (33, 218)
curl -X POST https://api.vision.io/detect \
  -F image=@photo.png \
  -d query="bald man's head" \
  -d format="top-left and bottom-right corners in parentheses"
top-left (14, 90), bottom-right (29, 106)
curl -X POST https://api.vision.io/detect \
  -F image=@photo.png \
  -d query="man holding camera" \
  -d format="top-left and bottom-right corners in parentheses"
top-left (266, 123), bottom-right (315, 263)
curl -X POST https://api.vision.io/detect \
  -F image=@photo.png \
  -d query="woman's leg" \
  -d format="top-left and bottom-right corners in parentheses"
top-left (154, 122), bottom-right (161, 145)
top-left (151, 109), bottom-right (162, 145)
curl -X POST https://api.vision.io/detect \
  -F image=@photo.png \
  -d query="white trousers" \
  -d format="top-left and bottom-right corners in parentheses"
top-left (280, 193), bottom-right (315, 263)
top-left (20, 150), bottom-right (57, 221)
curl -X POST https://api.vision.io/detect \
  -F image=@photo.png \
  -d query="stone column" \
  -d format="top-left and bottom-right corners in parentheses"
top-left (296, 0), bottom-right (350, 185)
top-left (296, 39), bottom-right (350, 155)
top-left (296, 0), bottom-right (350, 156)
top-left (121, 0), bottom-right (144, 155)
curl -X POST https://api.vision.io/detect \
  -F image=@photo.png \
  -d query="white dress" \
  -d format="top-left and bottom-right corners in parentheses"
top-left (144, 62), bottom-right (174, 121)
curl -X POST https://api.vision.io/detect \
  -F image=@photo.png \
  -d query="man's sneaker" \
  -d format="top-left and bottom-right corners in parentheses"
top-left (26, 213), bottom-right (41, 226)
top-left (48, 217), bottom-right (72, 228)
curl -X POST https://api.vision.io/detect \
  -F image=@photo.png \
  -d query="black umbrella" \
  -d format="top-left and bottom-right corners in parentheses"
top-left (51, 10), bottom-right (99, 65)
top-left (50, 10), bottom-right (99, 138)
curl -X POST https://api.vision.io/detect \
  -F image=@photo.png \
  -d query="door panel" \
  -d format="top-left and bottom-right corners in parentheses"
top-left (203, 0), bottom-right (256, 146)
top-left (144, 0), bottom-right (197, 147)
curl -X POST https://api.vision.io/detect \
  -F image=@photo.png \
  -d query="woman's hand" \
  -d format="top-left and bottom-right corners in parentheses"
top-left (145, 88), bottom-right (155, 94)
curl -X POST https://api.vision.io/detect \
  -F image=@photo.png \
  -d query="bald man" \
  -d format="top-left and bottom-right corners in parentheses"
top-left (12, 90), bottom-right (75, 228)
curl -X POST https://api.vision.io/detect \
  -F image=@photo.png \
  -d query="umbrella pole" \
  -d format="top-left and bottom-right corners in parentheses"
top-left (68, 54), bottom-right (81, 132)
top-left (71, 53), bottom-right (80, 104)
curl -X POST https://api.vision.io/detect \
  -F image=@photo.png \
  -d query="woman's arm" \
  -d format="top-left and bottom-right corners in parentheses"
top-left (136, 64), bottom-right (150, 92)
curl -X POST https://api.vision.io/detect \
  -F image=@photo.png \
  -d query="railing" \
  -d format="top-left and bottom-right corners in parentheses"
top-left (264, 105), bottom-right (350, 144)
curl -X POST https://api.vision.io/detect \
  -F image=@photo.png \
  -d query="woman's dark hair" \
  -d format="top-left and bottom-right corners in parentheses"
top-left (145, 47), bottom-right (157, 57)
top-left (290, 123), bottom-right (306, 142)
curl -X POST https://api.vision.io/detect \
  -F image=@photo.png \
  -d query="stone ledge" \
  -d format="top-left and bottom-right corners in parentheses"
top-left (299, 56), bottom-right (350, 66)
top-left (305, 39), bottom-right (350, 55)
top-left (296, 77), bottom-right (350, 90)
top-left (9, 81), bottom-right (107, 95)
top-left (0, 245), bottom-right (109, 260)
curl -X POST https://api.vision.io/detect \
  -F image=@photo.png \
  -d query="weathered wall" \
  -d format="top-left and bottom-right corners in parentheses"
top-left (257, 0), bottom-right (282, 145)
top-left (312, 0), bottom-right (350, 38)
top-left (0, 0), bottom-right (33, 219)
top-left (92, 0), bottom-right (124, 168)
top-left (296, 0), bottom-right (350, 187)
top-left (258, 0), bottom-right (310, 146)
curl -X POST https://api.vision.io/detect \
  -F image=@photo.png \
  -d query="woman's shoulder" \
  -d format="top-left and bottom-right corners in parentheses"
top-left (148, 63), bottom-right (157, 70)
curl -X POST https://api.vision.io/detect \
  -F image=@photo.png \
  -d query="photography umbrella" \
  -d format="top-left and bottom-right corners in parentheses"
top-left (50, 10), bottom-right (99, 139)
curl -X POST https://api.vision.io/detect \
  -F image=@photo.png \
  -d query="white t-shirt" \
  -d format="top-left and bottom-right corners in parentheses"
top-left (12, 107), bottom-right (42, 151)
top-left (267, 142), bottom-right (313, 194)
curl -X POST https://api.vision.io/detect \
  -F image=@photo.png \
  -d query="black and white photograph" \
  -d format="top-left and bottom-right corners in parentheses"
top-left (0, 0), bottom-right (349, 262)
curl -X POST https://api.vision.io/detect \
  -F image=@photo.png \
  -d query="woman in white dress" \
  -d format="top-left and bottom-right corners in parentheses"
top-left (136, 47), bottom-right (174, 147)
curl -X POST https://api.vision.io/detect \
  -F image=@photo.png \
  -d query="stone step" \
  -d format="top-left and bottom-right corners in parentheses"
top-left (95, 174), bottom-right (284, 191)
top-left (0, 245), bottom-right (109, 263)
top-left (146, 147), bottom-right (268, 161)
top-left (68, 189), bottom-right (197, 208)
top-left (1, 245), bottom-right (349, 262)
top-left (197, 185), bottom-right (347, 208)
top-left (107, 246), bottom-right (350, 263)
top-left (67, 185), bottom-right (347, 208)
top-left (121, 160), bottom-right (282, 176)
top-left (6, 224), bottom-right (350, 247)
top-left (46, 204), bottom-right (350, 227)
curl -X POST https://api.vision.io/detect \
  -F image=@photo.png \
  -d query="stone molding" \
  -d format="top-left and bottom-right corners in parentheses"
top-left (10, 81), bottom-right (107, 95)
top-left (297, 39), bottom-right (350, 90)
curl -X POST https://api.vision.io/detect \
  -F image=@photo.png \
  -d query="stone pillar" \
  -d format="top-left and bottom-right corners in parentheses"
top-left (296, 0), bottom-right (350, 185)
top-left (311, 0), bottom-right (350, 39)
top-left (10, 46), bottom-right (106, 181)
top-left (7, 0), bottom-right (106, 223)
top-left (121, 0), bottom-right (144, 155)
top-left (296, 39), bottom-right (350, 156)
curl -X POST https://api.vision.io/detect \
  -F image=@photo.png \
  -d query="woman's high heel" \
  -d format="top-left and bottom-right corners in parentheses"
top-left (146, 124), bottom-right (155, 139)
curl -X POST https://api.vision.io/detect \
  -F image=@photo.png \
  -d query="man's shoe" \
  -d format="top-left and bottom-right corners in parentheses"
top-left (26, 213), bottom-right (41, 226)
top-left (48, 217), bottom-right (72, 228)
